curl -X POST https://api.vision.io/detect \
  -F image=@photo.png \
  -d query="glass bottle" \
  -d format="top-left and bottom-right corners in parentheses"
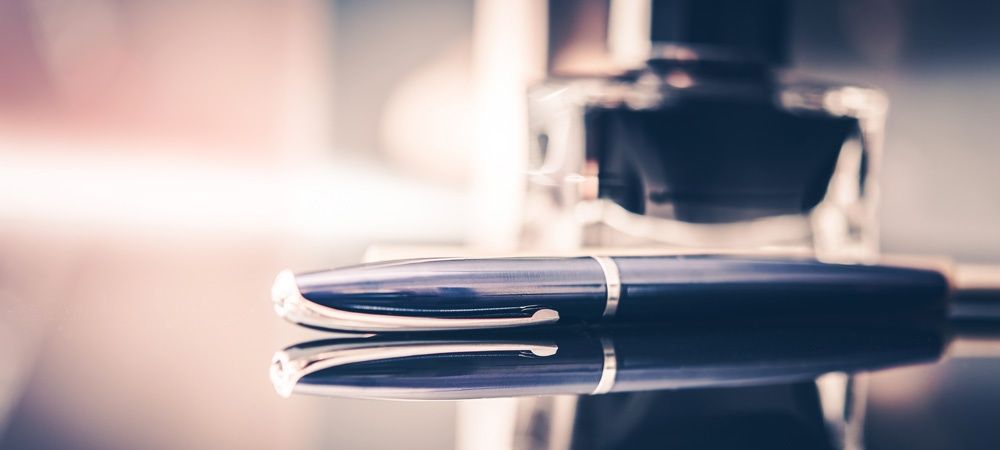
top-left (520, 0), bottom-right (887, 262)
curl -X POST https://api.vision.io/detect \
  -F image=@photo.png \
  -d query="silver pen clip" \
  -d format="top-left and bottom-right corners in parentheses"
top-left (271, 270), bottom-right (561, 332)
top-left (270, 340), bottom-right (559, 398)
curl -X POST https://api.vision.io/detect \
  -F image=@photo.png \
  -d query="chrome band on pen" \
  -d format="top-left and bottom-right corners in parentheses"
top-left (272, 270), bottom-right (561, 332)
top-left (591, 256), bottom-right (621, 319)
top-left (592, 337), bottom-right (617, 395)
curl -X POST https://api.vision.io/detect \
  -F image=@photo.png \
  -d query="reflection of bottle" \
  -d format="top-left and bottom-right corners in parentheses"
top-left (522, 0), bottom-right (887, 260)
top-left (569, 383), bottom-right (841, 450)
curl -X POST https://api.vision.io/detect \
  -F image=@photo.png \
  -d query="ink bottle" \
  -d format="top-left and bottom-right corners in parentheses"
top-left (522, 0), bottom-right (887, 260)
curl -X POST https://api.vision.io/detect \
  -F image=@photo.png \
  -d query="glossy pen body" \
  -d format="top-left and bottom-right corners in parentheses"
top-left (273, 255), bottom-right (950, 332)
top-left (271, 322), bottom-right (945, 400)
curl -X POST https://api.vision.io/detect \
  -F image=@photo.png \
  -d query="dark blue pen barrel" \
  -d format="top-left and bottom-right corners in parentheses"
top-left (296, 257), bottom-right (608, 321)
top-left (611, 256), bottom-right (950, 322)
top-left (607, 323), bottom-right (946, 393)
top-left (295, 255), bottom-right (950, 327)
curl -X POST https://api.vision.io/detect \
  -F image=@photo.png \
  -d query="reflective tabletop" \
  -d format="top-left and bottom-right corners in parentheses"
top-left (2, 230), bottom-right (1000, 450)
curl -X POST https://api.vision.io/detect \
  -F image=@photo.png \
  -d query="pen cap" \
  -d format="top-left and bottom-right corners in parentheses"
top-left (274, 335), bottom-right (606, 400)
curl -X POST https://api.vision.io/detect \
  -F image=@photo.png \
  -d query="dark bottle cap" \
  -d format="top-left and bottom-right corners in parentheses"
top-left (609, 0), bottom-right (789, 67)
top-left (650, 0), bottom-right (789, 65)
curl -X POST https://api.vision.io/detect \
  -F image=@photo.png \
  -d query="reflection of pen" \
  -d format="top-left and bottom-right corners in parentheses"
top-left (269, 322), bottom-right (946, 400)
top-left (271, 255), bottom-right (951, 332)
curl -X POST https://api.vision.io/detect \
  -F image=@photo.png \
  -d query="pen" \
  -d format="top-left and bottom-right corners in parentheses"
top-left (271, 255), bottom-right (951, 332)
top-left (269, 321), bottom-right (946, 400)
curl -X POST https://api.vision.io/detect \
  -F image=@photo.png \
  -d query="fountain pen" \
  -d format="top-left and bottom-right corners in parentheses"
top-left (271, 254), bottom-right (951, 332)
top-left (270, 322), bottom-right (945, 399)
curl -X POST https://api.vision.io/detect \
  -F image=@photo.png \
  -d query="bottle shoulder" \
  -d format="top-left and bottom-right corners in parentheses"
top-left (529, 69), bottom-right (887, 120)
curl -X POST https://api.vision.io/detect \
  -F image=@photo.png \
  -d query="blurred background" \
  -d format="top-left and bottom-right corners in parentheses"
top-left (0, 0), bottom-right (998, 449)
